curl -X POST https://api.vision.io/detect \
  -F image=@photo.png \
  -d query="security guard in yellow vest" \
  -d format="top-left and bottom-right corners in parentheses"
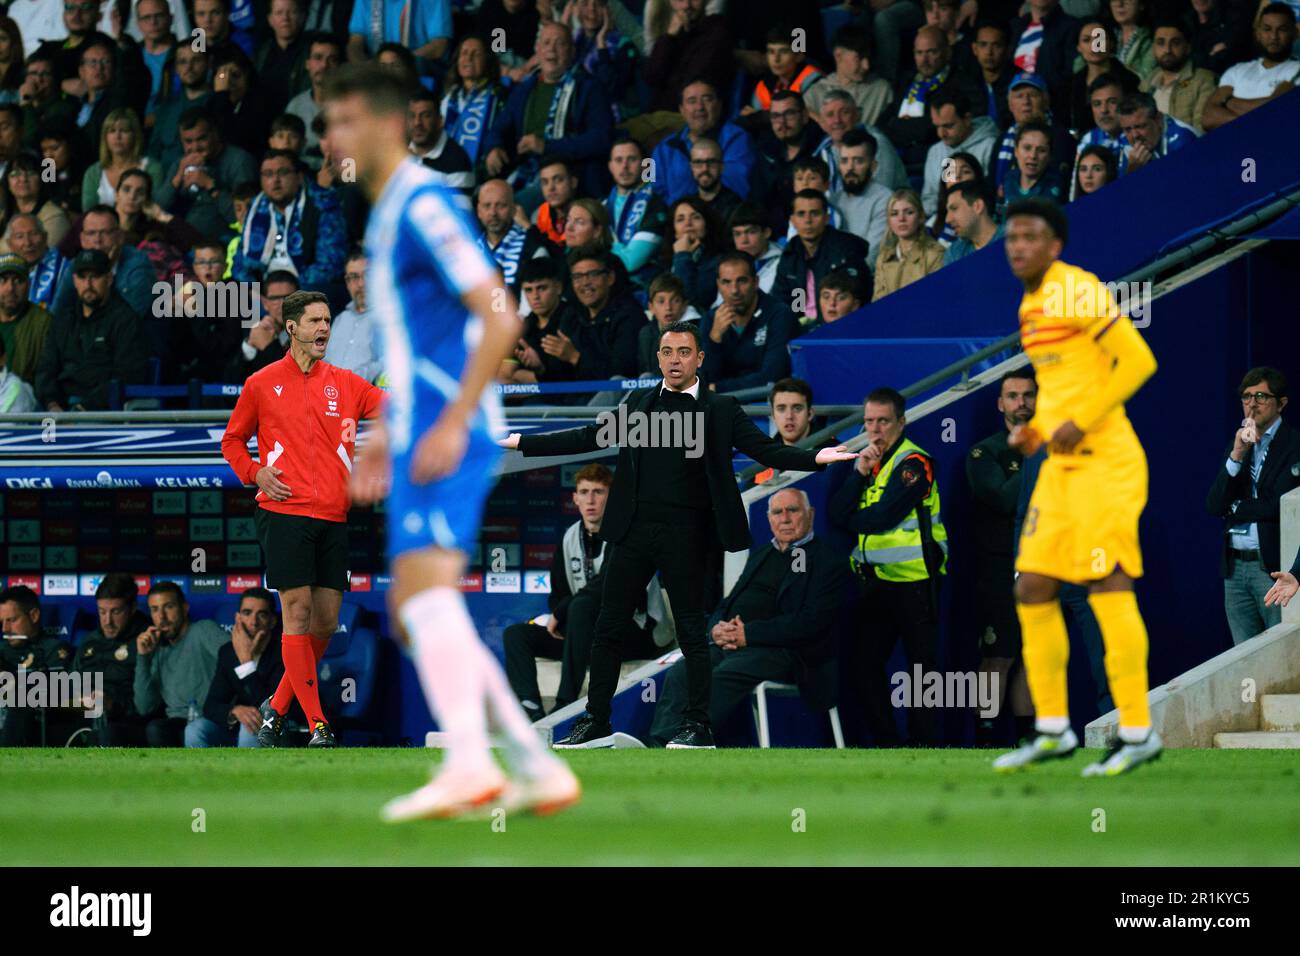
top-left (829, 388), bottom-right (947, 747)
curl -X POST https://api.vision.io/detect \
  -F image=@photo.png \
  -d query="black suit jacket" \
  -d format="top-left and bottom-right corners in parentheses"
top-left (517, 387), bottom-right (825, 551)
top-left (201, 634), bottom-right (302, 726)
top-left (1205, 419), bottom-right (1300, 575)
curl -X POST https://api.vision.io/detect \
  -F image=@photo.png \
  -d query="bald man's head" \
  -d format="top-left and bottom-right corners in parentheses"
top-left (914, 25), bottom-right (951, 77)
top-left (476, 178), bottom-right (515, 236)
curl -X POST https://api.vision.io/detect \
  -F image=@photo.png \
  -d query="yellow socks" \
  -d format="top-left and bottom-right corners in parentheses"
top-left (1016, 599), bottom-right (1070, 726)
top-left (1088, 590), bottom-right (1152, 734)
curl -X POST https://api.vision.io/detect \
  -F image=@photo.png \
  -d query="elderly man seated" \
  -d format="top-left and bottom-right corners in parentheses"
top-left (645, 487), bottom-right (851, 747)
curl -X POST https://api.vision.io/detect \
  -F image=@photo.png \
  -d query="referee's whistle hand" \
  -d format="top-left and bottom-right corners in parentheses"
top-left (255, 466), bottom-right (292, 501)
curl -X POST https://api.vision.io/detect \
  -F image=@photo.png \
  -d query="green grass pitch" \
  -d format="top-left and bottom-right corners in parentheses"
top-left (3, 748), bottom-right (1297, 866)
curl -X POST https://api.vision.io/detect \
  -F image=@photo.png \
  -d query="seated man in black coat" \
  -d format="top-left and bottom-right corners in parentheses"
top-left (646, 487), bottom-right (850, 745)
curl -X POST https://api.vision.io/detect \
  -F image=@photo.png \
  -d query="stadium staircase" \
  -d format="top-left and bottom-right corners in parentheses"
top-left (1214, 694), bottom-right (1300, 749)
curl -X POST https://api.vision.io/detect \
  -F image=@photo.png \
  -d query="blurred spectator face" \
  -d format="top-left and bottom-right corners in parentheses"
top-left (790, 196), bottom-right (828, 243)
top-left (269, 0), bottom-right (305, 44)
top-left (192, 245), bottom-right (226, 285)
top-left (930, 103), bottom-right (971, 147)
top-left (238, 594), bottom-right (277, 635)
top-left (768, 95), bottom-right (807, 144)
top-left (1109, 0), bottom-right (1139, 27)
top-left (765, 41), bottom-right (799, 82)
top-left (96, 596), bottom-right (133, 640)
top-left (818, 284), bottom-right (861, 323)
top-left (24, 58), bottom-right (55, 101)
top-left (887, 195), bottom-right (923, 240)
top-left (1089, 81), bottom-right (1122, 134)
top-left (74, 268), bottom-right (112, 308)
top-left (913, 27), bottom-right (948, 78)
top-left (0, 113), bottom-right (18, 161)
top-left (81, 211), bottom-right (123, 261)
top-left (377, 48), bottom-right (415, 81)
top-left (476, 180), bottom-right (514, 235)
top-left (820, 96), bottom-right (859, 143)
top-left (577, 0), bottom-right (607, 34)
top-left (522, 275), bottom-right (561, 316)
top-left (1256, 10), bottom-right (1296, 59)
top-left (689, 142), bottom-right (723, 191)
top-left (148, 589), bottom-right (189, 643)
top-left (1119, 106), bottom-right (1161, 151)
top-left (648, 288), bottom-right (686, 327)
top-left (261, 154), bottom-right (302, 205)
top-left (0, 269), bottom-right (29, 312)
top-left (944, 190), bottom-right (982, 238)
top-left (767, 489), bottom-right (812, 544)
top-left (998, 375), bottom-right (1037, 428)
top-left (608, 142), bottom-right (643, 189)
top-left (731, 222), bottom-right (770, 257)
top-left (941, 154), bottom-right (976, 184)
top-left (180, 119), bottom-right (217, 164)
top-left (1008, 85), bottom-right (1046, 124)
top-left (679, 81), bottom-right (721, 136)
top-left (670, 0), bottom-right (707, 27)
top-left (771, 389), bottom-right (812, 441)
top-left (862, 399), bottom-right (904, 455)
top-left (41, 136), bottom-right (72, 172)
top-left (175, 47), bottom-right (211, 89)
top-left (1076, 151), bottom-right (1110, 193)
top-left (672, 202), bottom-right (706, 244)
top-left (408, 98), bottom-right (440, 150)
top-left (832, 44), bottom-right (868, 82)
top-left (64, 0), bottom-right (100, 35)
top-left (1077, 22), bottom-right (1112, 65)
top-left (1014, 130), bottom-right (1050, 179)
top-left (7, 215), bottom-right (47, 264)
top-left (837, 143), bottom-right (875, 193)
top-left (536, 23), bottom-right (575, 80)
top-left (137, 0), bottom-right (173, 44)
top-left (1190, 0), bottom-right (1214, 13)
top-left (972, 26), bottom-right (1007, 73)
top-left (268, 127), bottom-right (304, 153)
top-left (716, 259), bottom-right (757, 314)
top-left (194, 0), bottom-right (231, 42)
top-left (345, 256), bottom-right (367, 311)
top-left (792, 168), bottom-right (829, 193)
top-left (572, 477), bottom-right (609, 525)
top-left (263, 278), bottom-right (298, 329)
top-left (216, 58), bottom-right (250, 100)
top-left (6, 164), bottom-right (39, 204)
top-left (116, 173), bottom-right (149, 217)
top-left (539, 163), bottom-right (576, 208)
top-left (0, 598), bottom-right (39, 644)
top-left (925, 0), bottom-right (960, 33)
top-left (105, 119), bottom-right (135, 159)
top-left (79, 43), bottom-right (115, 94)
top-left (457, 37), bottom-right (488, 84)
top-left (564, 205), bottom-right (599, 246)
top-left (570, 257), bottom-right (612, 311)
top-left (306, 40), bottom-right (341, 86)
top-left (1152, 26), bottom-right (1191, 72)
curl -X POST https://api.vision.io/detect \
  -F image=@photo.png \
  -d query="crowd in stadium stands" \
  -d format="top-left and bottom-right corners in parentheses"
top-left (0, 0), bottom-right (1290, 413)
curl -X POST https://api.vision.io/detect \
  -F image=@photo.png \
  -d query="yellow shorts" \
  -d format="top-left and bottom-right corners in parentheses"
top-left (1015, 444), bottom-right (1147, 584)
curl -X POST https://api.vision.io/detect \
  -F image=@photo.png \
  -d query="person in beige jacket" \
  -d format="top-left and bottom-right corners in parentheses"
top-left (873, 189), bottom-right (945, 301)
top-left (1140, 22), bottom-right (1218, 133)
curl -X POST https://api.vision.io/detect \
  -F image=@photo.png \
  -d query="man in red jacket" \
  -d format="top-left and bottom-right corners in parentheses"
top-left (221, 289), bottom-right (384, 747)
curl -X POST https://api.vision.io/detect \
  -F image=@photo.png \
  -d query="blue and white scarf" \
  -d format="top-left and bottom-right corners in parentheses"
top-left (509, 69), bottom-right (579, 189)
top-left (370, 0), bottom-right (410, 53)
top-left (443, 84), bottom-right (499, 163)
top-left (609, 184), bottom-right (653, 245)
top-left (29, 248), bottom-right (68, 309)
top-left (241, 187), bottom-right (308, 273)
top-left (481, 223), bottom-right (527, 287)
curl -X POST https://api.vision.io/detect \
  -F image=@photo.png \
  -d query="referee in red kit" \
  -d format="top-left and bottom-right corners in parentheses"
top-left (222, 290), bottom-right (384, 747)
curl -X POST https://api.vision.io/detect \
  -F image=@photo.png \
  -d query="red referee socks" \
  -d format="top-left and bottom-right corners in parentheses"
top-left (270, 633), bottom-right (328, 726)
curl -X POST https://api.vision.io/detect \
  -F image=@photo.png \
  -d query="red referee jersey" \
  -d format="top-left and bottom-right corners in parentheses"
top-left (221, 352), bottom-right (385, 522)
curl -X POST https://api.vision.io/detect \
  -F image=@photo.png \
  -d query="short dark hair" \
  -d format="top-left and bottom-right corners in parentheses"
top-left (1014, 119), bottom-right (1053, 147)
top-left (82, 204), bottom-right (119, 225)
top-left (770, 377), bottom-right (814, 407)
top-left (791, 187), bottom-right (829, 213)
top-left (1151, 19), bottom-right (1189, 40)
top-left (565, 244), bottom-right (614, 272)
top-left (408, 85), bottom-right (439, 108)
top-left (80, 35), bottom-right (116, 65)
top-left (270, 113), bottom-right (307, 138)
top-left (240, 586), bottom-right (277, 612)
top-left (518, 256), bottom-right (563, 285)
top-left (1259, 2), bottom-right (1296, 23)
top-left (260, 147), bottom-right (302, 170)
top-left (647, 272), bottom-right (687, 301)
top-left (1239, 366), bottom-right (1288, 401)
top-left (608, 131), bottom-right (643, 158)
top-left (0, 585), bottom-right (40, 617)
top-left (178, 107), bottom-right (215, 133)
top-left (321, 62), bottom-right (417, 114)
top-left (949, 179), bottom-right (992, 211)
top-left (972, 19), bottom-right (1009, 41)
top-left (147, 580), bottom-right (187, 605)
top-left (727, 202), bottom-right (771, 232)
top-left (232, 180), bottom-right (260, 203)
top-left (659, 320), bottom-right (703, 350)
top-left (264, 269), bottom-right (300, 290)
top-left (927, 86), bottom-right (973, 117)
top-left (95, 572), bottom-right (138, 603)
top-left (538, 154), bottom-right (575, 177)
top-left (304, 30), bottom-right (344, 59)
top-left (769, 89), bottom-right (803, 111)
top-left (716, 250), bottom-right (756, 276)
top-left (831, 23), bottom-right (872, 57)
top-left (1117, 92), bottom-right (1159, 119)
top-left (573, 462), bottom-right (613, 487)
top-left (0, 102), bottom-right (22, 126)
top-left (1087, 72), bottom-right (1126, 98)
top-left (819, 268), bottom-right (865, 303)
top-left (791, 156), bottom-right (830, 181)
top-left (840, 127), bottom-right (878, 158)
top-left (345, 245), bottom-right (367, 265)
top-left (999, 368), bottom-right (1037, 389)
top-left (283, 290), bottom-right (329, 329)
top-left (865, 387), bottom-right (905, 418)
top-left (1005, 197), bottom-right (1069, 245)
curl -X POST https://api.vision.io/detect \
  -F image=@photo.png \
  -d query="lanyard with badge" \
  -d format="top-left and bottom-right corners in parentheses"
top-left (1229, 418), bottom-right (1266, 536)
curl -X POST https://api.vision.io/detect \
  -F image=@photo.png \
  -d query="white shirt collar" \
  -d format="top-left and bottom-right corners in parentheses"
top-left (661, 376), bottom-right (701, 399)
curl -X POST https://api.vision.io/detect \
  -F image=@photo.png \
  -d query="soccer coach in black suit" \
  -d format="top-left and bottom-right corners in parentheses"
top-left (500, 321), bottom-right (856, 748)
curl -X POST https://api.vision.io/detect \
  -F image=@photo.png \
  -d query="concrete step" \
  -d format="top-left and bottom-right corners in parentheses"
top-left (1213, 731), bottom-right (1300, 749)
top-left (1260, 694), bottom-right (1300, 732)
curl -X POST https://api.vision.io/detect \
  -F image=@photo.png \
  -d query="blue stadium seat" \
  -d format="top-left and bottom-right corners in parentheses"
top-left (318, 602), bottom-right (380, 725)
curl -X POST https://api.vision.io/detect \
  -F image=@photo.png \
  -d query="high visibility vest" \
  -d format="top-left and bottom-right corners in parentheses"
top-left (755, 65), bottom-right (822, 111)
top-left (851, 437), bottom-right (948, 582)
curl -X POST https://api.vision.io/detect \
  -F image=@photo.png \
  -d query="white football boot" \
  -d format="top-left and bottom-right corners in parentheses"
top-left (992, 727), bottom-right (1079, 772)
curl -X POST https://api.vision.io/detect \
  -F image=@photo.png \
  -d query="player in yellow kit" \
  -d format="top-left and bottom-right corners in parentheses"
top-left (993, 199), bottom-right (1163, 777)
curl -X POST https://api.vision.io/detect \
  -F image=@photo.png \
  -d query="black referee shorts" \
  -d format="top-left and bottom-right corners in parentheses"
top-left (255, 508), bottom-right (350, 592)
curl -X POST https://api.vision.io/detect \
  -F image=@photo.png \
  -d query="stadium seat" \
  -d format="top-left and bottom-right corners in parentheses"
top-left (751, 681), bottom-right (845, 749)
top-left (318, 602), bottom-right (380, 725)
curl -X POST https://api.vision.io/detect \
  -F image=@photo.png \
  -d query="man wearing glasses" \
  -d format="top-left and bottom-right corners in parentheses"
top-left (688, 138), bottom-right (742, 231)
top-left (1206, 367), bottom-right (1300, 644)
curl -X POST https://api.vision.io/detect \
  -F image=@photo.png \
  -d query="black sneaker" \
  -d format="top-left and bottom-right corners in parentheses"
top-left (553, 714), bottom-right (615, 749)
top-left (308, 720), bottom-right (337, 748)
top-left (256, 698), bottom-right (285, 748)
top-left (666, 722), bottom-right (716, 749)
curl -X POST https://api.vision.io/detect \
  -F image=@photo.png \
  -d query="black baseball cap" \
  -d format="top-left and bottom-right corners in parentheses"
top-left (72, 249), bottom-right (111, 275)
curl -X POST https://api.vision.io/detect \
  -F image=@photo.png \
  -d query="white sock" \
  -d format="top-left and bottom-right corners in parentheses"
top-left (1035, 716), bottom-right (1070, 736)
top-left (400, 587), bottom-right (495, 776)
top-left (1118, 725), bottom-right (1151, 744)
top-left (470, 634), bottom-right (562, 781)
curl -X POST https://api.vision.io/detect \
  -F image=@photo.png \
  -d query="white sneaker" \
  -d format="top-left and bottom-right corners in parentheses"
top-left (1082, 730), bottom-right (1163, 777)
top-left (380, 765), bottom-right (507, 823)
top-left (496, 762), bottom-right (582, 817)
top-left (992, 727), bottom-right (1079, 772)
